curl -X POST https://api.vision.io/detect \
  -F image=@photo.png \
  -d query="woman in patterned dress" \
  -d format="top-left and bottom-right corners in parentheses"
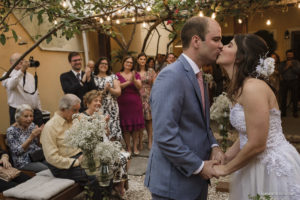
top-left (136, 53), bottom-right (156, 150)
top-left (116, 56), bottom-right (145, 155)
top-left (93, 57), bottom-right (122, 141)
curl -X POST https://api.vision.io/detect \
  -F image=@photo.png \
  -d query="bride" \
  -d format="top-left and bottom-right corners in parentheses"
top-left (214, 34), bottom-right (300, 200)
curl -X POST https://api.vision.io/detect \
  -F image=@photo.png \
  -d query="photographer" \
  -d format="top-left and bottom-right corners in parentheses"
top-left (279, 49), bottom-right (300, 118)
top-left (2, 52), bottom-right (43, 125)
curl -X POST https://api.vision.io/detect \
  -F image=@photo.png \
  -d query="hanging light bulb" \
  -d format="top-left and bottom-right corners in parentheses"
top-left (54, 20), bottom-right (58, 25)
top-left (211, 12), bottom-right (216, 19)
top-left (62, 1), bottom-right (68, 8)
top-left (143, 21), bottom-right (147, 28)
top-left (146, 6), bottom-right (151, 11)
top-left (238, 18), bottom-right (242, 24)
top-left (198, 11), bottom-right (204, 17)
top-left (100, 18), bottom-right (104, 23)
top-left (266, 19), bottom-right (271, 26)
top-left (116, 19), bottom-right (120, 24)
top-left (118, 9), bottom-right (122, 14)
top-left (132, 17), bottom-right (135, 22)
top-left (107, 16), bottom-right (110, 21)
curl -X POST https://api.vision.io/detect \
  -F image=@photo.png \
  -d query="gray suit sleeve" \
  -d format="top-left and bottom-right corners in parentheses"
top-left (151, 70), bottom-right (203, 177)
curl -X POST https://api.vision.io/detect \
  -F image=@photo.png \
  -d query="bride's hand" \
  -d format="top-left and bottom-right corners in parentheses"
top-left (213, 165), bottom-right (228, 177)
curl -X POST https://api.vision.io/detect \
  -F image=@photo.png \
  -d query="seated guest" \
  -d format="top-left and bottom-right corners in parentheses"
top-left (40, 94), bottom-right (101, 200)
top-left (0, 147), bottom-right (30, 192)
top-left (6, 104), bottom-right (48, 173)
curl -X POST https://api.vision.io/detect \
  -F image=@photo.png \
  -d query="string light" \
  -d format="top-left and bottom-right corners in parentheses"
top-left (298, 3), bottom-right (300, 8)
top-left (100, 18), bottom-right (104, 23)
top-left (266, 19), bottom-right (271, 26)
top-left (146, 6), bottom-right (151, 11)
top-left (238, 19), bottom-right (242, 24)
top-left (62, 1), bottom-right (68, 8)
top-left (54, 20), bottom-right (58, 25)
top-left (107, 16), bottom-right (110, 21)
top-left (116, 19), bottom-right (120, 24)
top-left (198, 11), bottom-right (204, 17)
top-left (211, 12), bottom-right (216, 19)
top-left (143, 21), bottom-right (147, 28)
top-left (118, 9), bottom-right (122, 14)
top-left (132, 17), bottom-right (135, 22)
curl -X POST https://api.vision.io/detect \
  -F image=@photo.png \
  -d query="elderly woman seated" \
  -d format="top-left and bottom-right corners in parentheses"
top-left (0, 147), bottom-right (30, 192)
top-left (6, 104), bottom-right (48, 173)
top-left (41, 94), bottom-right (101, 200)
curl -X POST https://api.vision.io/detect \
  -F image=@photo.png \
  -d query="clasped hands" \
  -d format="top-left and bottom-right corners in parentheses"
top-left (199, 147), bottom-right (227, 180)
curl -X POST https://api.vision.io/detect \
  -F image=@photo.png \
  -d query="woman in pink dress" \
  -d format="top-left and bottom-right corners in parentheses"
top-left (137, 53), bottom-right (156, 150)
top-left (116, 56), bottom-right (145, 155)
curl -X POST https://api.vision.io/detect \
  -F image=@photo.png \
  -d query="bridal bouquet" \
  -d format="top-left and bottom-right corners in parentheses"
top-left (65, 110), bottom-right (108, 172)
top-left (210, 92), bottom-right (232, 150)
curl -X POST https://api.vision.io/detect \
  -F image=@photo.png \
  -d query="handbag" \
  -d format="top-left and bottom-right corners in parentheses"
top-left (29, 149), bottom-right (45, 162)
top-left (0, 166), bottom-right (21, 182)
top-left (33, 109), bottom-right (44, 126)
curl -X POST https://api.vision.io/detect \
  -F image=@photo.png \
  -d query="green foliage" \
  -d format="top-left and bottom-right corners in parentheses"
top-left (0, 34), bottom-right (6, 45)
top-left (111, 49), bottom-right (136, 65)
top-left (11, 29), bottom-right (18, 42)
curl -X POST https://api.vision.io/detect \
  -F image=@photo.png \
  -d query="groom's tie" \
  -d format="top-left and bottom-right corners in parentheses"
top-left (196, 71), bottom-right (205, 114)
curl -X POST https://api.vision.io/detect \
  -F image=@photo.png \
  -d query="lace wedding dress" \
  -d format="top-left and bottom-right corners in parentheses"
top-left (229, 104), bottom-right (300, 200)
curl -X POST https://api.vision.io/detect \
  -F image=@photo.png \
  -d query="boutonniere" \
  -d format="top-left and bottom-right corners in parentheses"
top-left (203, 72), bottom-right (214, 84)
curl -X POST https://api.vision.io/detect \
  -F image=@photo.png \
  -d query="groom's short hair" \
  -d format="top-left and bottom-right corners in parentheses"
top-left (181, 16), bottom-right (209, 49)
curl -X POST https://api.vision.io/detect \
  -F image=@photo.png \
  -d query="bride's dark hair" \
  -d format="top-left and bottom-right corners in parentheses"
top-left (228, 34), bottom-right (271, 101)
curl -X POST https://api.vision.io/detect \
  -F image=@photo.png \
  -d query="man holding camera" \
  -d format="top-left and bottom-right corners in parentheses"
top-left (2, 52), bottom-right (43, 125)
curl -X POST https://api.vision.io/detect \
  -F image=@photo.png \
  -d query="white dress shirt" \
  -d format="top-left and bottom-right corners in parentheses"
top-left (182, 53), bottom-right (218, 174)
top-left (2, 69), bottom-right (41, 109)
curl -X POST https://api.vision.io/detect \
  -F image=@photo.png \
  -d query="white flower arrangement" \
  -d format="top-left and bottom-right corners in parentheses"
top-left (94, 141), bottom-right (122, 164)
top-left (210, 92), bottom-right (232, 150)
top-left (65, 111), bottom-right (108, 153)
top-left (256, 57), bottom-right (275, 78)
top-left (210, 92), bottom-right (232, 124)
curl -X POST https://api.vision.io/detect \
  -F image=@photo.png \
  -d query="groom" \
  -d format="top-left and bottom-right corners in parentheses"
top-left (145, 16), bottom-right (225, 200)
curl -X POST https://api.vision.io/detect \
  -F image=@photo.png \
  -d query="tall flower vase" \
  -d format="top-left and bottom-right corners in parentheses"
top-left (98, 162), bottom-right (114, 187)
top-left (81, 153), bottom-right (97, 173)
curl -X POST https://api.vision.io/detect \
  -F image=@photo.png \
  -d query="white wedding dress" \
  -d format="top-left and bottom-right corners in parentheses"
top-left (229, 103), bottom-right (300, 200)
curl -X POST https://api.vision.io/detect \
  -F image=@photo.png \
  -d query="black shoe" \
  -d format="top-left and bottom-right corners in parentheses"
top-left (293, 113), bottom-right (298, 118)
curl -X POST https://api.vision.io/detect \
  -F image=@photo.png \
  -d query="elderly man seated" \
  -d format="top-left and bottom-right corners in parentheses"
top-left (40, 94), bottom-right (101, 200)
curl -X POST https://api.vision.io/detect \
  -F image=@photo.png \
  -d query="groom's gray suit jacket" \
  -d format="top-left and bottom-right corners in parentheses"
top-left (145, 54), bottom-right (218, 200)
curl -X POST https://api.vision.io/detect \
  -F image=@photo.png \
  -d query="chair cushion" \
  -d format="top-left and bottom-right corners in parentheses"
top-left (36, 169), bottom-right (54, 177)
top-left (3, 175), bottom-right (75, 200)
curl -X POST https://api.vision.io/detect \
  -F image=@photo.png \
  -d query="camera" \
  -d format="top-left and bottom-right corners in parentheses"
top-left (29, 56), bottom-right (40, 68)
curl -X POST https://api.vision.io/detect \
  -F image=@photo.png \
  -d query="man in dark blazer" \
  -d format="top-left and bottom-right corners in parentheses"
top-left (60, 52), bottom-right (93, 112)
top-left (145, 16), bottom-right (225, 200)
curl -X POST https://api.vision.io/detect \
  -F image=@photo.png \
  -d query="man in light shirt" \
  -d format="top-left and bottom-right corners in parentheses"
top-left (41, 94), bottom-right (101, 199)
top-left (2, 53), bottom-right (42, 125)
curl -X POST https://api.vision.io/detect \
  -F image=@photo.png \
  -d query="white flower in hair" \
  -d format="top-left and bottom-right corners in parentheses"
top-left (256, 57), bottom-right (275, 77)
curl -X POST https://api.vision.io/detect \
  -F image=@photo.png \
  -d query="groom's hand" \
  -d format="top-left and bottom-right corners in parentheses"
top-left (210, 147), bottom-right (226, 164)
top-left (199, 160), bottom-right (219, 180)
